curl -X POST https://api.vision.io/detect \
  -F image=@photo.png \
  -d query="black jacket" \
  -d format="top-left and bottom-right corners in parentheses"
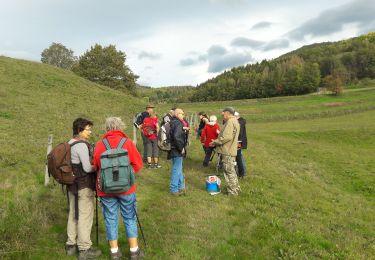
top-left (238, 117), bottom-right (248, 149)
top-left (168, 117), bottom-right (187, 158)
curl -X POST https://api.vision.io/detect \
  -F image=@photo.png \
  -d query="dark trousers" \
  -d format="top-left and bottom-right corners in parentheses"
top-left (203, 147), bottom-right (215, 166)
top-left (141, 133), bottom-right (147, 160)
top-left (236, 149), bottom-right (246, 177)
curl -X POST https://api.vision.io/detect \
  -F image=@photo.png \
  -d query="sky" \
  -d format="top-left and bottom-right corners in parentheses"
top-left (1, 0), bottom-right (374, 87)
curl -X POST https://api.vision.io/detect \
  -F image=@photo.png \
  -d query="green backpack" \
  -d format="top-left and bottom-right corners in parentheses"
top-left (99, 138), bottom-right (135, 194)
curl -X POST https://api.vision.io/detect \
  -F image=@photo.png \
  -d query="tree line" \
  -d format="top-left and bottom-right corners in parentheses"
top-left (192, 32), bottom-right (375, 101)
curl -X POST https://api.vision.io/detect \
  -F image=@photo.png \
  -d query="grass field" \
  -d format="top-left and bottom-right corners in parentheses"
top-left (0, 56), bottom-right (374, 259)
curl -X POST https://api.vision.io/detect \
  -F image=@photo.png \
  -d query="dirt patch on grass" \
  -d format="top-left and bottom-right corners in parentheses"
top-left (323, 102), bottom-right (346, 107)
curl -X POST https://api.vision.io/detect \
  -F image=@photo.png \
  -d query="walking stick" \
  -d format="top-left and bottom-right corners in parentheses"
top-left (95, 194), bottom-right (99, 246)
top-left (134, 205), bottom-right (147, 248)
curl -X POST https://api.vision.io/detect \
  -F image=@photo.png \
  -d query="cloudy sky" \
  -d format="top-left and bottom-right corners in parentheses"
top-left (1, 0), bottom-right (374, 87)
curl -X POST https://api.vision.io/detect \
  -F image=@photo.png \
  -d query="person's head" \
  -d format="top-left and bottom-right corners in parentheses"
top-left (175, 108), bottom-right (184, 120)
top-left (198, 111), bottom-right (208, 120)
top-left (151, 111), bottom-right (157, 118)
top-left (234, 111), bottom-right (240, 119)
top-left (146, 104), bottom-right (155, 113)
top-left (105, 117), bottom-right (126, 132)
top-left (209, 115), bottom-right (217, 123)
top-left (169, 109), bottom-right (175, 116)
top-left (221, 107), bottom-right (235, 121)
top-left (72, 118), bottom-right (93, 140)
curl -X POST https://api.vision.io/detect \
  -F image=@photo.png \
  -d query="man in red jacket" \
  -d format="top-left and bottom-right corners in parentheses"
top-left (201, 115), bottom-right (220, 167)
top-left (93, 117), bottom-right (144, 260)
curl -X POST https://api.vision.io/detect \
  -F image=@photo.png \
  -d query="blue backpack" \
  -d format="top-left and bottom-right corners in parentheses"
top-left (99, 138), bottom-right (135, 194)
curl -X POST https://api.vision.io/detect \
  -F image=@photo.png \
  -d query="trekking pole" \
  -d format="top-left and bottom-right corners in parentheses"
top-left (95, 194), bottom-right (99, 246)
top-left (134, 205), bottom-right (147, 248)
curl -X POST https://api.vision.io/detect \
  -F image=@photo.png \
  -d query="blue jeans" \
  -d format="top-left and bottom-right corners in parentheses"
top-left (236, 149), bottom-right (247, 177)
top-left (100, 193), bottom-right (138, 240)
top-left (170, 156), bottom-right (184, 193)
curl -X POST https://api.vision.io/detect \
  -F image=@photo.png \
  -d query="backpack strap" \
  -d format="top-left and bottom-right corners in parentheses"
top-left (102, 138), bottom-right (112, 150)
top-left (117, 138), bottom-right (127, 149)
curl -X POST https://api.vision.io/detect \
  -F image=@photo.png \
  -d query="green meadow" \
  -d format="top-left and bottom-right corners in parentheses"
top-left (0, 56), bottom-right (374, 259)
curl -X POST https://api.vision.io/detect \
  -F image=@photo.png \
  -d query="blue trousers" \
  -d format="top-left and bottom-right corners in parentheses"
top-left (170, 156), bottom-right (185, 193)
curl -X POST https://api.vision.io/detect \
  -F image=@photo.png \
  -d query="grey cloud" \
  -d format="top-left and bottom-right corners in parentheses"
top-left (138, 51), bottom-right (161, 60)
top-left (180, 58), bottom-right (199, 66)
top-left (288, 0), bottom-right (375, 40)
top-left (262, 39), bottom-right (290, 51)
top-left (208, 45), bottom-right (227, 56)
top-left (251, 21), bottom-right (272, 30)
top-left (207, 48), bottom-right (253, 73)
top-left (231, 37), bottom-right (265, 48)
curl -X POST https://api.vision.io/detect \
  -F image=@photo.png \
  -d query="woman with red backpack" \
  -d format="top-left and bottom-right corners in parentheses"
top-left (142, 112), bottom-right (161, 168)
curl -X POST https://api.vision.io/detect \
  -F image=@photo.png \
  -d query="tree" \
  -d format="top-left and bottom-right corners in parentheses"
top-left (73, 44), bottom-right (138, 92)
top-left (41, 42), bottom-right (77, 69)
top-left (323, 75), bottom-right (343, 95)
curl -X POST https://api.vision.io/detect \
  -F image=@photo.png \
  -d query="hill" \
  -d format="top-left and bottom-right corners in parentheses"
top-left (189, 32), bottom-right (375, 102)
top-left (0, 56), bottom-right (374, 259)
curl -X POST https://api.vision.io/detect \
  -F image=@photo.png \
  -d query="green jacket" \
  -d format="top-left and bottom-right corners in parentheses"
top-left (213, 116), bottom-right (240, 157)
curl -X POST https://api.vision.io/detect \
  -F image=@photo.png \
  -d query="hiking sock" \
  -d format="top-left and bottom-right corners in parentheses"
top-left (110, 247), bottom-right (119, 253)
top-left (130, 246), bottom-right (139, 253)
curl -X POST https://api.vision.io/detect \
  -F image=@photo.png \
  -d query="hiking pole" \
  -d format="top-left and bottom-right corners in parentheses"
top-left (134, 205), bottom-right (147, 248)
top-left (95, 194), bottom-right (99, 246)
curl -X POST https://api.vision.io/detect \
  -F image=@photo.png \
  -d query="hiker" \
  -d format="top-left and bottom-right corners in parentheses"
top-left (201, 115), bottom-right (220, 167)
top-left (161, 108), bottom-right (175, 125)
top-left (135, 104), bottom-right (154, 162)
top-left (235, 112), bottom-right (248, 178)
top-left (210, 107), bottom-right (241, 196)
top-left (196, 112), bottom-right (208, 139)
top-left (143, 112), bottom-right (161, 168)
top-left (168, 108), bottom-right (188, 195)
top-left (93, 117), bottom-right (144, 260)
top-left (65, 118), bottom-right (102, 259)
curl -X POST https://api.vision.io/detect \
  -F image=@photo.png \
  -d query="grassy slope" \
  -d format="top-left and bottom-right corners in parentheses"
top-left (1, 56), bottom-right (374, 259)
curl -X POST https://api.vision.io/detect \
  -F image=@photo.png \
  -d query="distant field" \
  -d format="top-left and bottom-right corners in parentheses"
top-left (1, 57), bottom-right (374, 259)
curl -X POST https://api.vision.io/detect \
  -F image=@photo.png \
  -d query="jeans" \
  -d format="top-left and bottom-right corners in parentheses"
top-left (236, 149), bottom-right (247, 177)
top-left (100, 193), bottom-right (138, 240)
top-left (170, 156), bottom-right (184, 193)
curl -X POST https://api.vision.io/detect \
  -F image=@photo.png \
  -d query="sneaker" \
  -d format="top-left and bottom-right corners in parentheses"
top-left (130, 248), bottom-right (144, 260)
top-left (110, 250), bottom-right (122, 260)
top-left (178, 189), bottom-right (186, 196)
top-left (147, 163), bottom-right (153, 169)
top-left (154, 163), bottom-right (162, 168)
top-left (65, 244), bottom-right (77, 256)
top-left (78, 247), bottom-right (102, 260)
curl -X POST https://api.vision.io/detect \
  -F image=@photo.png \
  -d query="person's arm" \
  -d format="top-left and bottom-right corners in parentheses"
top-left (126, 140), bottom-right (143, 174)
top-left (212, 121), bottom-right (234, 146)
top-left (172, 122), bottom-right (185, 152)
top-left (76, 143), bottom-right (94, 173)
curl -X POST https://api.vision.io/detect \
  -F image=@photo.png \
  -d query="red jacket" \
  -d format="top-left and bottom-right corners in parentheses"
top-left (93, 130), bottom-right (143, 197)
top-left (201, 123), bottom-right (220, 148)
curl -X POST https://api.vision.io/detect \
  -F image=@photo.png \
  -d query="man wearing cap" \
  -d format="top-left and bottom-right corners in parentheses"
top-left (136, 104), bottom-right (154, 162)
top-left (210, 107), bottom-right (241, 195)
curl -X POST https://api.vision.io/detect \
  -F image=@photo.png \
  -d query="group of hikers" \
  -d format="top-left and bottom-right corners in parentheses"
top-left (55, 104), bottom-right (247, 260)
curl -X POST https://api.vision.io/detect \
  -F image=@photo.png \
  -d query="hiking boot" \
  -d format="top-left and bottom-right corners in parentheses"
top-left (147, 163), bottom-right (154, 169)
top-left (65, 244), bottom-right (77, 256)
top-left (154, 163), bottom-right (162, 168)
top-left (78, 247), bottom-right (102, 260)
top-left (129, 248), bottom-right (144, 260)
top-left (170, 191), bottom-right (181, 196)
top-left (178, 189), bottom-right (186, 196)
top-left (110, 250), bottom-right (122, 260)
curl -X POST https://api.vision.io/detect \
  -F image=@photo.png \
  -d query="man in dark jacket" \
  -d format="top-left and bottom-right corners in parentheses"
top-left (235, 112), bottom-right (247, 178)
top-left (168, 108), bottom-right (188, 195)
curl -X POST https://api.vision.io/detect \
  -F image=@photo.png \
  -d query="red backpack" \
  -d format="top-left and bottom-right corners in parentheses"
top-left (142, 118), bottom-right (156, 138)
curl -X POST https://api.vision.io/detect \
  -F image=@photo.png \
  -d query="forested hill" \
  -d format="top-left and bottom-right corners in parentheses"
top-left (191, 32), bottom-right (375, 102)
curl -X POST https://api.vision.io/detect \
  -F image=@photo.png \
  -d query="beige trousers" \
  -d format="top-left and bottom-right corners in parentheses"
top-left (66, 188), bottom-right (95, 250)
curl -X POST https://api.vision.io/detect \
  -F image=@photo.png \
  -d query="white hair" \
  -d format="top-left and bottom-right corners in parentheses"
top-left (209, 115), bottom-right (217, 122)
top-left (105, 117), bottom-right (126, 132)
top-left (234, 112), bottom-right (240, 117)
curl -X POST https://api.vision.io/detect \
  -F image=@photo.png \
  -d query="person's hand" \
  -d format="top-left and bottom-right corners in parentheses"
top-left (209, 141), bottom-right (215, 147)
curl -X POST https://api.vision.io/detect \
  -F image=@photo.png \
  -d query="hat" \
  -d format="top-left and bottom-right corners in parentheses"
top-left (209, 115), bottom-right (217, 122)
top-left (222, 107), bottom-right (235, 115)
top-left (146, 104), bottom-right (155, 109)
top-left (234, 112), bottom-right (239, 117)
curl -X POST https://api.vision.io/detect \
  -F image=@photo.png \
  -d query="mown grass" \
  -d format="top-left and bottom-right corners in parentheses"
top-left (1, 56), bottom-right (374, 259)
